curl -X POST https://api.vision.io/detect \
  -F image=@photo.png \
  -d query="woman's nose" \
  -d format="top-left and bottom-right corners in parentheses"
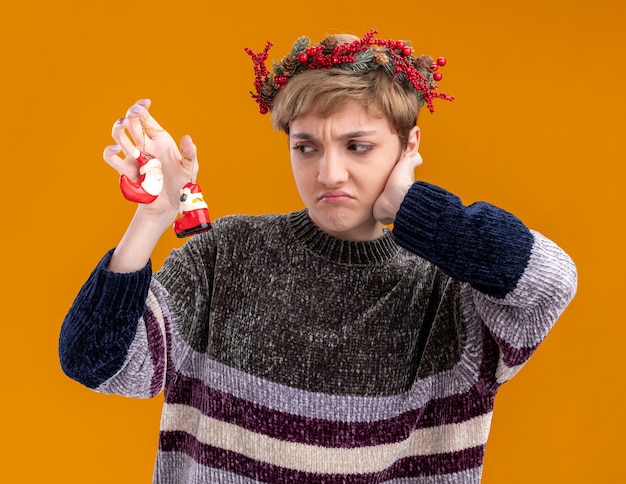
top-left (317, 152), bottom-right (348, 187)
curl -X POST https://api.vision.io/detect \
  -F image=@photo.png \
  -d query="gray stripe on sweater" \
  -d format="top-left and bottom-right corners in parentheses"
top-left (385, 467), bottom-right (482, 483)
top-left (95, 315), bottom-right (156, 398)
top-left (155, 451), bottom-right (482, 483)
top-left (471, 230), bottom-right (577, 349)
top-left (155, 452), bottom-right (264, 483)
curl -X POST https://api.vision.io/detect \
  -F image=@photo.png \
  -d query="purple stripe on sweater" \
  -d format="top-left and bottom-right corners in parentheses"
top-left (416, 390), bottom-right (494, 429)
top-left (168, 374), bottom-right (418, 446)
top-left (385, 446), bottom-right (484, 479)
top-left (491, 332), bottom-right (537, 367)
top-left (159, 430), bottom-right (484, 482)
top-left (474, 325), bottom-right (502, 394)
top-left (150, 280), bottom-right (178, 388)
top-left (166, 373), bottom-right (493, 447)
top-left (144, 304), bottom-right (166, 397)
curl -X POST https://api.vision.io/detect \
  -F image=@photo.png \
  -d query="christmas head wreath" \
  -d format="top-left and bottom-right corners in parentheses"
top-left (244, 29), bottom-right (454, 115)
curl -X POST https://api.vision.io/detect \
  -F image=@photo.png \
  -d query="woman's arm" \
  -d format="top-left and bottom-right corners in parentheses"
top-left (392, 181), bottom-right (577, 385)
top-left (59, 99), bottom-right (203, 395)
top-left (58, 250), bottom-right (162, 395)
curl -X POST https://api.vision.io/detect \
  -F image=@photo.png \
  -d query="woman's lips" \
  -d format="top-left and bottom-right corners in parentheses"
top-left (319, 191), bottom-right (354, 204)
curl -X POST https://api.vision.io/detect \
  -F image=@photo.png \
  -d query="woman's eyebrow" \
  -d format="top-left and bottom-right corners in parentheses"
top-left (337, 130), bottom-right (378, 140)
top-left (291, 132), bottom-right (316, 141)
top-left (291, 130), bottom-right (378, 141)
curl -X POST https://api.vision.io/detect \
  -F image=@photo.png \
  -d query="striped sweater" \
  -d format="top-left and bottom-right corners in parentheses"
top-left (59, 182), bottom-right (577, 483)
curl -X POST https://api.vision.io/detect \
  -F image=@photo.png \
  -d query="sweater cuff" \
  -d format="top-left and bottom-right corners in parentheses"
top-left (392, 181), bottom-right (452, 259)
top-left (392, 182), bottom-right (534, 298)
top-left (87, 249), bottom-right (153, 315)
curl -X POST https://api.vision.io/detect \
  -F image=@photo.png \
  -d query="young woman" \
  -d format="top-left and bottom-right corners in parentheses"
top-left (59, 30), bottom-right (577, 483)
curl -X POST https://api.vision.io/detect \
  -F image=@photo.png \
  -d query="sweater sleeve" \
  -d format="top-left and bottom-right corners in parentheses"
top-left (58, 249), bottom-right (169, 398)
top-left (393, 181), bottom-right (578, 383)
top-left (393, 182), bottom-right (536, 298)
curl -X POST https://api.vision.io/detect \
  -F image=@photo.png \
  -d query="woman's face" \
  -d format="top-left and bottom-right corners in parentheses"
top-left (289, 102), bottom-right (417, 241)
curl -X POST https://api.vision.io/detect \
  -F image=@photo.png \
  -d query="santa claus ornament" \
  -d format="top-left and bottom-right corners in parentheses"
top-left (119, 150), bottom-right (163, 204)
top-left (173, 182), bottom-right (212, 238)
top-left (119, 150), bottom-right (211, 238)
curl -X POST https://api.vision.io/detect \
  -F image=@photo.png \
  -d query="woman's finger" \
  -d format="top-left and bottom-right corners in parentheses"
top-left (111, 117), bottom-right (140, 159)
top-left (398, 152), bottom-right (423, 171)
top-left (125, 105), bottom-right (146, 146)
top-left (102, 144), bottom-right (140, 180)
top-left (135, 98), bottom-right (151, 110)
top-left (180, 134), bottom-right (199, 181)
top-left (126, 101), bottom-right (167, 146)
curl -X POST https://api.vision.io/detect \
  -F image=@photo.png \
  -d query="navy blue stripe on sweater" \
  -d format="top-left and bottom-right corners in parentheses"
top-left (58, 249), bottom-right (152, 389)
top-left (393, 182), bottom-right (534, 299)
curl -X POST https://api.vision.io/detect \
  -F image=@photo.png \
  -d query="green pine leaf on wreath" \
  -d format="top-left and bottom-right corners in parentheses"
top-left (272, 60), bottom-right (283, 75)
top-left (355, 50), bottom-right (374, 64)
top-left (290, 36), bottom-right (310, 56)
top-left (341, 50), bottom-right (375, 71)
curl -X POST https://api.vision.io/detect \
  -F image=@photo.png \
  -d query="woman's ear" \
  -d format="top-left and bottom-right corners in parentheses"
top-left (403, 126), bottom-right (420, 157)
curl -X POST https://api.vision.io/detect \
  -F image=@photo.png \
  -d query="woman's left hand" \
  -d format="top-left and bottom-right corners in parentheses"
top-left (372, 152), bottom-right (423, 225)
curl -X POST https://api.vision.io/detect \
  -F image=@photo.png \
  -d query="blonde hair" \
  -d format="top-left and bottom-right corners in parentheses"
top-left (270, 67), bottom-right (422, 148)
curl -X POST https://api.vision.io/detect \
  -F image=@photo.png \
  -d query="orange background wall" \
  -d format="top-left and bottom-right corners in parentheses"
top-left (0, 0), bottom-right (623, 482)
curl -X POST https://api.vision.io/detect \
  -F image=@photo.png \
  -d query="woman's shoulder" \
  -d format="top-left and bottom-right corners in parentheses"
top-left (214, 211), bottom-right (291, 230)
top-left (208, 211), bottom-right (296, 241)
top-left (188, 211), bottom-right (298, 250)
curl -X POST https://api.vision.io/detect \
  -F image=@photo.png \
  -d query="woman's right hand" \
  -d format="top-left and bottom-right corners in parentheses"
top-left (103, 99), bottom-right (200, 273)
top-left (103, 98), bottom-right (199, 224)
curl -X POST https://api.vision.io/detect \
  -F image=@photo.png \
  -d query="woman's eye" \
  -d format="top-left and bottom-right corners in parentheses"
top-left (348, 143), bottom-right (373, 153)
top-left (294, 144), bottom-right (314, 154)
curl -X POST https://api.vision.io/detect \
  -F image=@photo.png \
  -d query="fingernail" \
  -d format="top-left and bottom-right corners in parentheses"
top-left (137, 99), bottom-right (148, 105)
top-left (110, 145), bottom-right (121, 152)
top-left (116, 117), bottom-right (125, 125)
top-left (132, 105), bottom-right (144, 113)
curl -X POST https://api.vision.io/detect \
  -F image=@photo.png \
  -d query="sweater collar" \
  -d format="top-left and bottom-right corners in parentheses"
top-left (287, 210), bottom-right (399, 265)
